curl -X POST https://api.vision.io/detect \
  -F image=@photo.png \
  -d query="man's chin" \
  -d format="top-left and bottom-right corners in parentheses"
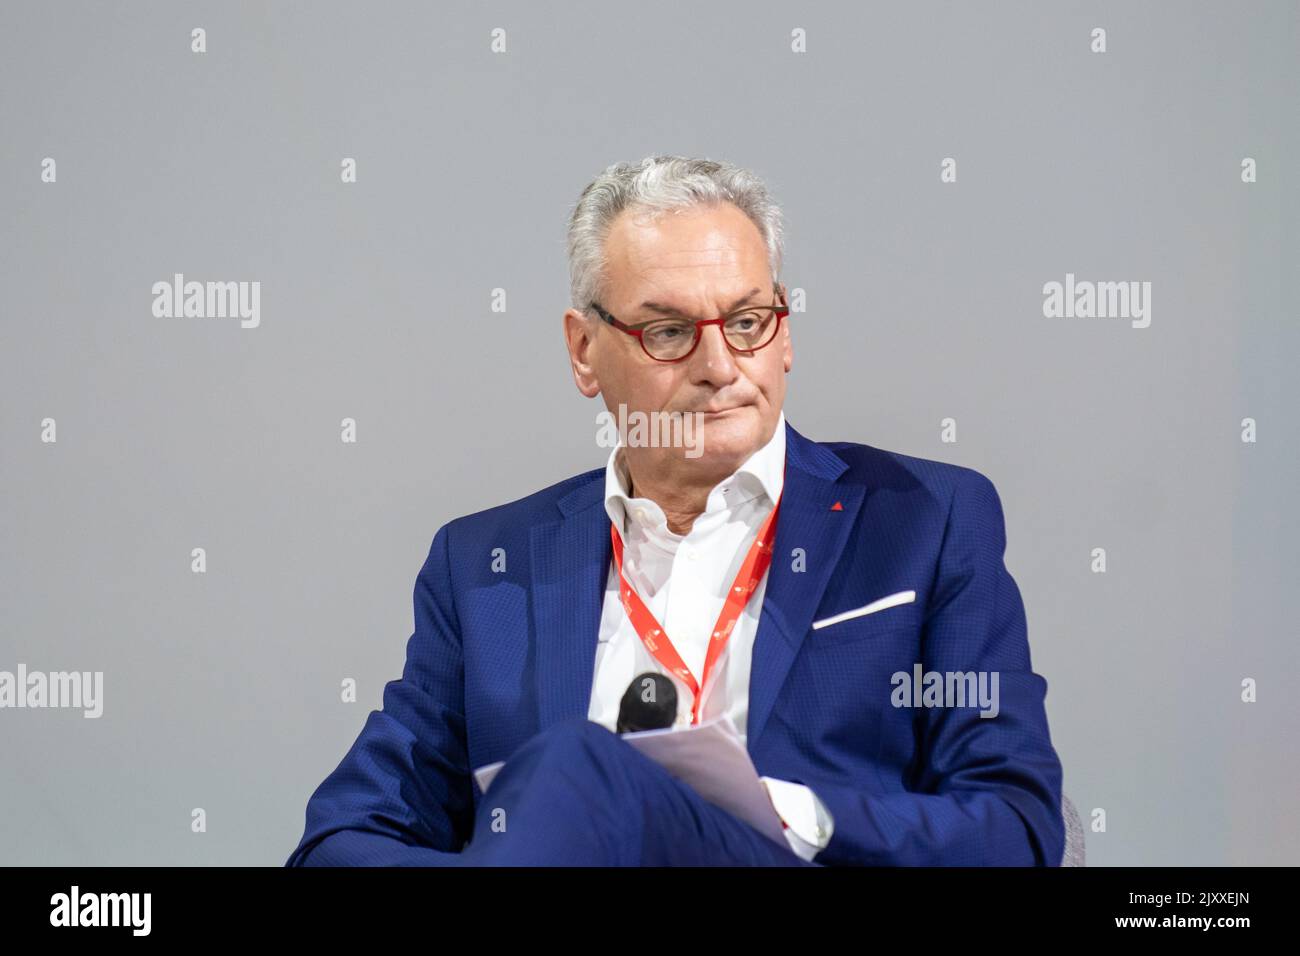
top-left (692, 406), bottom-right (760, 463)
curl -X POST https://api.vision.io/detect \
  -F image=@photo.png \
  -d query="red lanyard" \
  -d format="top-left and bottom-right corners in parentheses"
top-left (609, 483), bottom-right (783, 725)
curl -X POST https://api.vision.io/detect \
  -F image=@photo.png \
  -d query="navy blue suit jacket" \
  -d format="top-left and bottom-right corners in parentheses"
top-left (287, 419), bottom-right (1065, 866)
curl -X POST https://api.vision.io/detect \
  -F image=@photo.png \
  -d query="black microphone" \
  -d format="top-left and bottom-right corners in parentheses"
top-left (616, 672), bottom-right (678, 733)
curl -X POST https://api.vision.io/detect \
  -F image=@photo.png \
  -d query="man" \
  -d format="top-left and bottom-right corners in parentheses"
top-left (286, 155), bottom-right (1065, 867)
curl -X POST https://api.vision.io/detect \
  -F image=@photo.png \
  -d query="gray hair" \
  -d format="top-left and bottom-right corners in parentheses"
top-left (566, 155), bottom-right (785, 312)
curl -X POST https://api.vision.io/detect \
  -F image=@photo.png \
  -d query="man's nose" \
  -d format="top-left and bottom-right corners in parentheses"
top-left (687, 323), bottom-right (740, 384)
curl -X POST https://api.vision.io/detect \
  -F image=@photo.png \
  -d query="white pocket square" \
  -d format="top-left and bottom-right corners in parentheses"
top-left (812, 590), bottom-right (916, 630)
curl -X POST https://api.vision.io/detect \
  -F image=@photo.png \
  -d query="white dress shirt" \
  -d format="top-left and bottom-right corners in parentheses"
top-left (587, 410), bottom-right (835, 861)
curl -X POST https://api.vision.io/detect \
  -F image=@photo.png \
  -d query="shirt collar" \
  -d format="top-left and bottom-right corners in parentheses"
top-left (603, 409), bottom-right (786, 535)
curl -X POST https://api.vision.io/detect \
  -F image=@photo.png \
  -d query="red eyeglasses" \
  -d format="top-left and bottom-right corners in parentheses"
top-left (589, 284), bottom-right (790, 362)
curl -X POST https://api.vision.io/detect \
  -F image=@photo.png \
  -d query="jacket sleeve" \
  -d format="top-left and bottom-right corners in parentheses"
top-left (285, 522), bottom-right (475, 866)
top-left (808, 469), bottom-right (1066, 866)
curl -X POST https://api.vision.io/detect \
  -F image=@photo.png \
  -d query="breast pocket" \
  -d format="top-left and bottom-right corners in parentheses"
top-left (807, 590), bottom-right (919, 649)
top-left (789, 596), bottom-right (922, 763)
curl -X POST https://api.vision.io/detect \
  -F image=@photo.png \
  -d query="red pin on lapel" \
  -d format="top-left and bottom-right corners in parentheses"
top-left (830, 501), bottom-right (843, 511)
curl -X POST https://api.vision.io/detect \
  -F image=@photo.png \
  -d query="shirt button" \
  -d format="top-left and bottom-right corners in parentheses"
top-left (635, 508), bottom-right (647, 522)
top-left (686, 548), bottom-right (698, 561)
top-left (815, 824), bottom-right (827, 840)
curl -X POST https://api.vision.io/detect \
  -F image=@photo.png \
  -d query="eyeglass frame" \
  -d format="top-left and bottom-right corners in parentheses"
top-left (587, 282), bottom-right (790, 363)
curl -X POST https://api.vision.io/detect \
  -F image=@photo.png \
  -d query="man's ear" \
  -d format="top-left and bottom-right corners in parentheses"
top-left (778, 284), bottom-right (793, 373)
top-left (564, 307), bottom-right (602, 398)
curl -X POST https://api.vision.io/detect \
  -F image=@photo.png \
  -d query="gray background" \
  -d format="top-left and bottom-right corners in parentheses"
top-left (1, 1), bottom-right (1295, 866)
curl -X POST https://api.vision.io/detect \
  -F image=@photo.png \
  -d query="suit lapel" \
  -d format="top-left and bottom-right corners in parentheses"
top-left (529, 420), bottom-right (860, 746)
top-left (745, 422), bottom-right (861, 749)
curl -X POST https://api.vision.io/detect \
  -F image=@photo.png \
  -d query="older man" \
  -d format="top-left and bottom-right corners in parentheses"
top-left (286, 155), bottom-right (1066, 867)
